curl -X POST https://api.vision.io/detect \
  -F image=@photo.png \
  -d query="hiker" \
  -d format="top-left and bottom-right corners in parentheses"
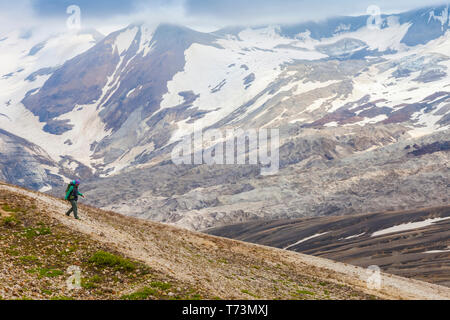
top-left (65, 179), bottom-right (85, 220)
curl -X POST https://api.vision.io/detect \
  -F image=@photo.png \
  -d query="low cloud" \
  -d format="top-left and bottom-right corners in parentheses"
top-left (30, 0), bottom-right (174, 18)
top-left (184, 0), bottom-right (449, 26)
top-left (0, 0), bottom-right (447, 35)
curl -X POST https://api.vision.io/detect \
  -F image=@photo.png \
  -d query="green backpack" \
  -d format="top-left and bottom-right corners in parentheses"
top-left (65, 182), bottom-right (75, 199)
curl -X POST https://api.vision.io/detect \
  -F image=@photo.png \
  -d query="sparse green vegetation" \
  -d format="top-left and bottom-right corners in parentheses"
top-left (41, 289), bottom-right (52, 295)
top-left (88, 251), bottom-right (136, 272)
top-left (58, 245), bottom-right (78, 257)
top-left (5, 247), bottom-right (19, 256)
top-left (241, 289), bottom-right (259, 298)
top-left (81, 275), bottom-right (102, 289)
top-left (15, 296), bottom-right (33, 300)
top-left (2, 204), bottom-right (21, 213)
top-left (2, 215), bottom-right (20, 227)
top-left (38, 268), bottom-right (64, 278)
top-left (150, 281), bottom-right (172, 290)
top-left (22, 225), bottom-right (51, 239)
top-left (51, 296), bottom-right (74, 300)
top-left (19, 255), bottom-right (39, 264)
top-left (296, 290), bottom-right (315, 296)
top-left (121, 287), bottom-right (157, 300)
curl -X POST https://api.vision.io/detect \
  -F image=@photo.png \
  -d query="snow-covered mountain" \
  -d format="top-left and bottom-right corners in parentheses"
top-left (0, 5), bottom-right (449, 227)
top-left (0, 27), bottom-right (102, 190)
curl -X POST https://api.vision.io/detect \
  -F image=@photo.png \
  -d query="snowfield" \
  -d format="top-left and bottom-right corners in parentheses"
top-left (371, 216), bottom-right (450, 237)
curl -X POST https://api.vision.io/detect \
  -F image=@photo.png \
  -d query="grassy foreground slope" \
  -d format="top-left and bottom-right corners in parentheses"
top-left (0, 182), bottom-right (449, 300)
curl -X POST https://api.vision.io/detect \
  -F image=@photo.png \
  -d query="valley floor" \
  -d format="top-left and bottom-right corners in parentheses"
top-left (207, 206), bottom-right (450, 287)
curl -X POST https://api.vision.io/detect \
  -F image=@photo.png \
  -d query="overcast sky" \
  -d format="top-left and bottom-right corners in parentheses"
top-left (0, 0), bottom-right (448, 34)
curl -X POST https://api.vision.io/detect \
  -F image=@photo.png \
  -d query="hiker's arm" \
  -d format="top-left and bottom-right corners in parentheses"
top-left (78, 191), bottom-right (84, 197)
top-left (65, 186), bottom-right (74, 200)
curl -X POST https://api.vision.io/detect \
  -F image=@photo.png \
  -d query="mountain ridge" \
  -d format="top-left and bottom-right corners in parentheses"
top-left (0, 5), bottom-right (449, 229)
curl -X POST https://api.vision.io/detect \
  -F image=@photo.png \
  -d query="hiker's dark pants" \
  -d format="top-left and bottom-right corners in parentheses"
top-left (66, 200), bottom-right (78, 218)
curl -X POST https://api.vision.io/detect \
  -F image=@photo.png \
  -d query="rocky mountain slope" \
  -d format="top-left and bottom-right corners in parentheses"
top-left (83, 127), bottom-right (449, 230)
top-left (0, 28), bottom-right (102, 191)
top-left (207, 205), bottom-right (450, 287)
top-left (1, 181), bottom-right (450, 300)
top-left (0, 128), bottom-right (62, 191)
top-left (0, 5), bottom-right (449, 228)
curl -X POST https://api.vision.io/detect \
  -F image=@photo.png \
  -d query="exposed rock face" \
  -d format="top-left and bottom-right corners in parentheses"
top-left (82, 128), bottom-right (449, 231)
top-left (408, 141), bottom-right (450, 156)
top-left (21, 32), bottom-right (121, 126)
top-left (316, 38), bottom-right (368, 59)
top-left (0, 129), bottom-right (63, 191)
